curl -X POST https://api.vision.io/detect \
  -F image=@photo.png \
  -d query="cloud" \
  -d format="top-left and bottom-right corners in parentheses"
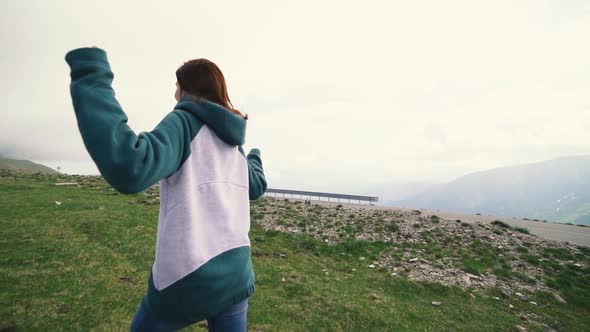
top-left (1, 0), bottom-right (589, 187)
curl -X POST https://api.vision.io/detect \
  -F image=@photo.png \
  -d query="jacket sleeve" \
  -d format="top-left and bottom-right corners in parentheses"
top-left (246, 148), bottom-right (267, 200)
top-left (65, 47), bottom-right (194, 194)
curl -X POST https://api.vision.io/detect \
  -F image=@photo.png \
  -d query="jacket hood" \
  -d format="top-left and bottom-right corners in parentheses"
top-left (175, 94), bottom-right (246, 146)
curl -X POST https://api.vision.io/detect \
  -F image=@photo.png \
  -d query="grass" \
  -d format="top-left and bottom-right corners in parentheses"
top-left (1, 171), bottom-right (590, 331)
top-left (458, 240), bottom-right (506, 276)
top-left (545, 264), bottom-right (590, 308)
top-left (513, 227), bottom-right (530, 235)
top-left (491, 220), bottom-right (511, 229)
top-left (492, 220), bottom-right (530, 234)
top-left (543, 248), bottom-right (575, 261)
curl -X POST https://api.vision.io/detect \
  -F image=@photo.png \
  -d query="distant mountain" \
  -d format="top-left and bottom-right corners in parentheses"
top-left (0, 157), bottom-right (59, 174)
top-left (400, 156), bottom-right (590, 225)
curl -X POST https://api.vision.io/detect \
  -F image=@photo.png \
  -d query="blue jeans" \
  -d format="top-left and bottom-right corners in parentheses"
top-left (130, 299), bottom-right (249, 332)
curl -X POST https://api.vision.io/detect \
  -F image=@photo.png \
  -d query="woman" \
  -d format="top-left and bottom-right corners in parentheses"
top-left (65, 47), bottom-right (267, 331)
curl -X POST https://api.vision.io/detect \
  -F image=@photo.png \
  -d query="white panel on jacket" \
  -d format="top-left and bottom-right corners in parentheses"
top-left (153, 125), bottom-right (250, 290)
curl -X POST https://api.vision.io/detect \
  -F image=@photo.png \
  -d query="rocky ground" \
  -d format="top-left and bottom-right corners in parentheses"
top-left (251, 197), bottom-right (588, 298)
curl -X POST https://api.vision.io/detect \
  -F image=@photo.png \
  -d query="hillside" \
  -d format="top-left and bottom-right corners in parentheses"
top-left (0, 157), bottom-right (59, 174)
top-left (401, 156), bottom-right (590, 225)
top-left (1, 169), bottom-right (589, 331)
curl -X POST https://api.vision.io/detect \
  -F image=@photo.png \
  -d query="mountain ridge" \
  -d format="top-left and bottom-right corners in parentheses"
top-left (400, 155), bottom-right (590, 224)
top-left (0, 157), bottom-right (59, 174)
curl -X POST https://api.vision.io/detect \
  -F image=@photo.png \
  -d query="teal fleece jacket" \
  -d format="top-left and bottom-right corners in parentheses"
top-left (65, 47), bottom-right (266, 198)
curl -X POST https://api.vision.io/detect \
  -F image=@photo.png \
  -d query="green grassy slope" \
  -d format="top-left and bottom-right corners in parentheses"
top-left (0, 157), bottom-right (58, 174)
top-left (1, 170), bottom-right (589, 331)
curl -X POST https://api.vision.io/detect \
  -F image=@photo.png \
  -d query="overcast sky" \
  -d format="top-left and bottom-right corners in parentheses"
top-left (1, 0), bottom-right (589, 192)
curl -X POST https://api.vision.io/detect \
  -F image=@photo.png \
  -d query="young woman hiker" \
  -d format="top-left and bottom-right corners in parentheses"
top-left (65, 47), bottom-right (267, 331)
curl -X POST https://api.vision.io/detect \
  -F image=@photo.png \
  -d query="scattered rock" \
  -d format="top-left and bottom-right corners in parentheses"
top-left (529, 301), bottom-right (537, 306)
top-left (514, 325), bottom-right (526, 332)
top-left (553, 293), bottom-right (567, 304)
top-left (118, 277), bottom-right (135, 285)
top-left (54, 201), bottom-right (62, 206)
top-left (501, 289), bottom-right (511, 299)
top-left (368, 264), bottom-right (376, 269)
top-left (462, 275), bottom-right (472, 286)
top-left (432, 301), bottom-right (441, 306)
top-left (55, 182), bottom-right (80, 187)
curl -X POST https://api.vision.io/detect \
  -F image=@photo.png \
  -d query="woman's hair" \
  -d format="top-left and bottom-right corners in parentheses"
top-left (176, 59), bottom-right (246, 118)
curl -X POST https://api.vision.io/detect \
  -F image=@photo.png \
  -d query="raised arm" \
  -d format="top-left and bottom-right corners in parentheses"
top-left (246, 148), bottom-right (267, 200)
top-left (238, 146), bottom-right (267, 200)
top-left (65, 47), bottom-right (197, 194)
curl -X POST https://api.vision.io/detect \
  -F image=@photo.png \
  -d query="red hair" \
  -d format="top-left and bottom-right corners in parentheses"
top-left (176, 59), bottom-right (246, 118)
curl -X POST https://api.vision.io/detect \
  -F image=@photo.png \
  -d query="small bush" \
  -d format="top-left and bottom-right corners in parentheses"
top-left (294, 235), bottom-right (319, 253)
top-left (521, 254), bottom-right (541, 266)
top-left (513, 227), bottom-right (530, 234)
top-left (511, 271), bottom-right (536, 284)
top-left (493, 267), bottom-right (512, 279)
top-left (462, 259), bottom-right (486, 275)
top-left (544, 248), bottom-right (574, 260)
top-left (385, 222), bottom-right (399, 233)
top-left (343, 226), bottom-right (355, 234)
top-left (491, 220), bottom-right (511, 229)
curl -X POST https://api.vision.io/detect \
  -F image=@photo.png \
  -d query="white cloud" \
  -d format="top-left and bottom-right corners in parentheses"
top-left (1, 0), bottom-right (589, 189)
